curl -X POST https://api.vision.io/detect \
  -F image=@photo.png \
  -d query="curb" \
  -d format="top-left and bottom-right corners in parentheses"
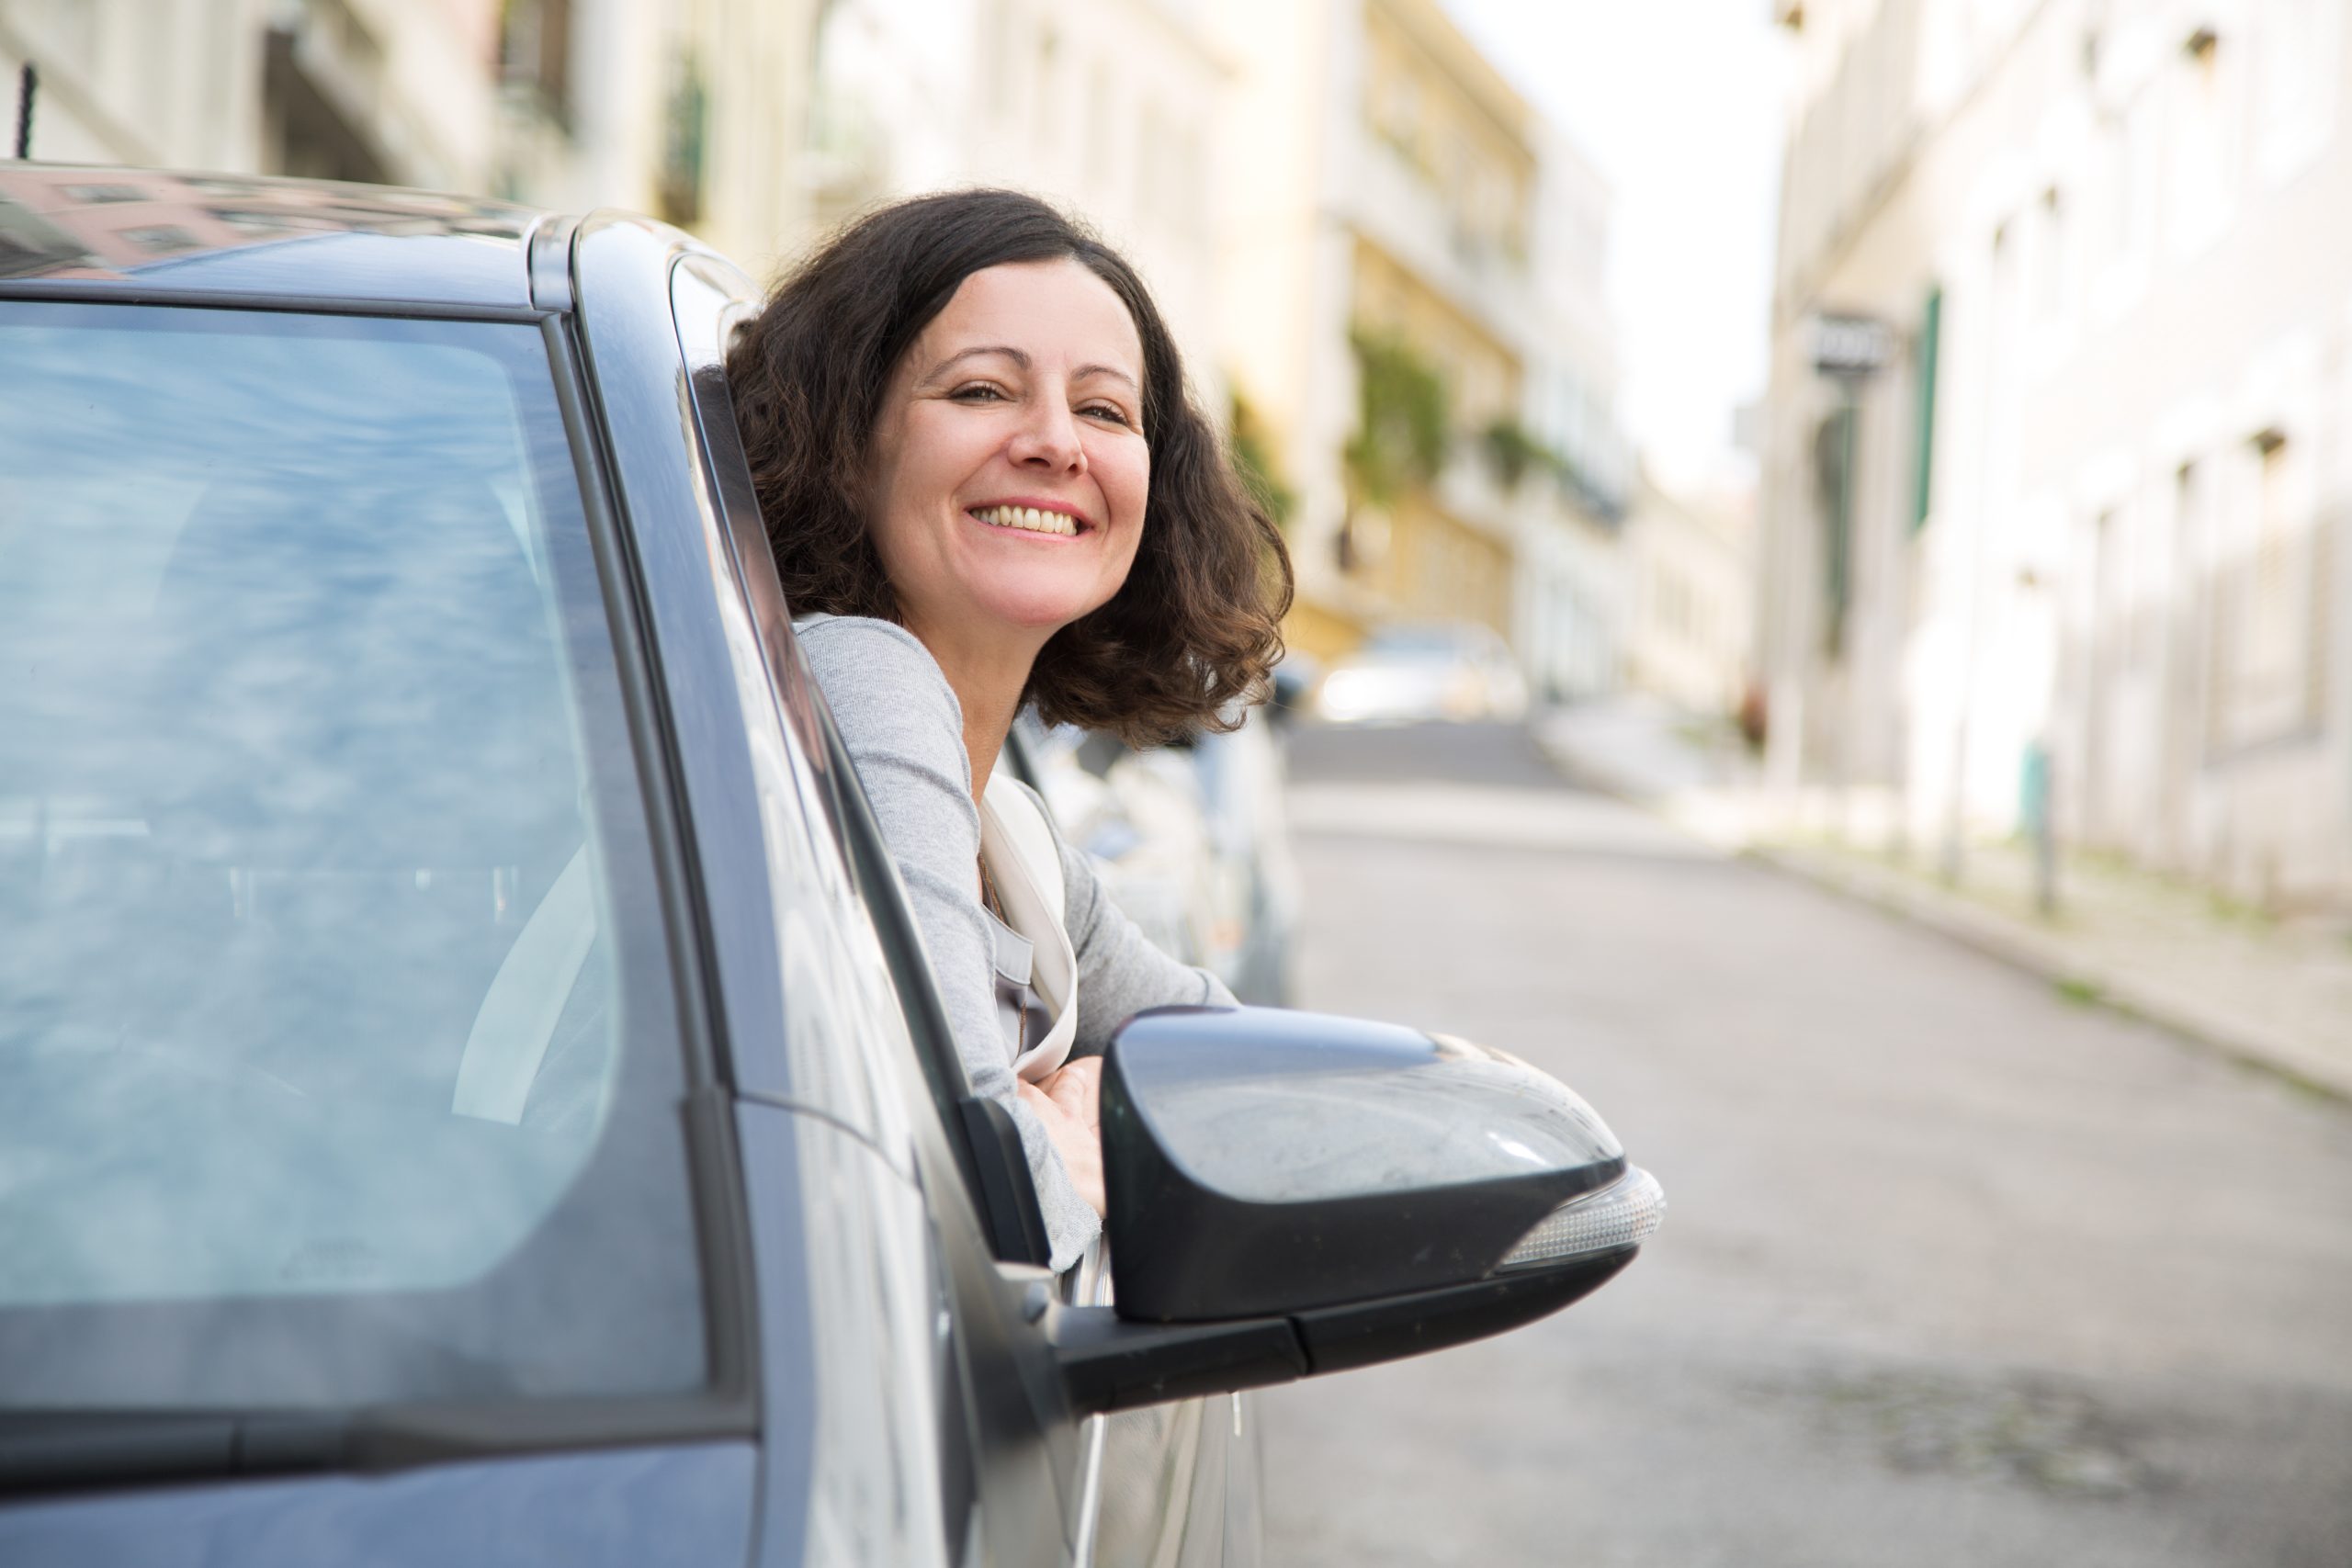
top-left (1534, 729), bottom-right (2352, 1108)
top-left (1745, 843), bottom-right (2352, 1107)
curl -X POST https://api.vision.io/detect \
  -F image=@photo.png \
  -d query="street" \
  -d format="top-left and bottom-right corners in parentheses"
top-left (1259, 721), bottom-right (2352, 1568)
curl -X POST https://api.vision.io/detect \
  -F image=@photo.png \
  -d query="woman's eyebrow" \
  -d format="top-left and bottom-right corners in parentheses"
top-left (918, 345), bottom-right (1138, 394)
top-left (918, 344), bottom-right (1029, 383)
top-left (1072, 363), bottom-right (1140, 393)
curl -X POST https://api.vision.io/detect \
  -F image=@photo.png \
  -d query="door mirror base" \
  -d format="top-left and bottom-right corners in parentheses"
top-left (1050, 1249), bottom-right (1634, 1416)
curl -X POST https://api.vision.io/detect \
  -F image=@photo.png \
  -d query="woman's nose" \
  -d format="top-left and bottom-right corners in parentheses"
top-left (1006, 396), bottom-right (1086, 474)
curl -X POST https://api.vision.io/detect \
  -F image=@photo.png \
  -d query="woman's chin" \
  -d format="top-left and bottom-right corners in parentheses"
top-left (968, 581), bottom-right (1115, 637)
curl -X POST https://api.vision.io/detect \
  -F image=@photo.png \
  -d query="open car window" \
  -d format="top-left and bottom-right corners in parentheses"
top-left (0, 302), bottom-right (705, 1411)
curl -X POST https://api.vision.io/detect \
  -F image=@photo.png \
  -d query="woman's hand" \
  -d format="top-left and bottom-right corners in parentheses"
top-left (1016, 1056), bottom-right (1104, 1216)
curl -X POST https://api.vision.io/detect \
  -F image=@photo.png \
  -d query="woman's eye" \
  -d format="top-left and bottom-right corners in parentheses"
top-left (1081, 403), bottom-right (1133, 427)
top-left (950, 383), bottom-right (1007, 403)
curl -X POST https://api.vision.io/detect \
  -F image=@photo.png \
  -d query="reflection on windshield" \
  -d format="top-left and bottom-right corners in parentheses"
top-left (0, 304), bottom-right (703, 1408)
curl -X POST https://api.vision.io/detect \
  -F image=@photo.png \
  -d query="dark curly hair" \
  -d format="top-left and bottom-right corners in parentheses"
top-left (725, 187), bottom-right (1292, 747)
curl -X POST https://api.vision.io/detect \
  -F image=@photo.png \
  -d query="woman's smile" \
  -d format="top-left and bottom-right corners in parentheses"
top-left (967, 499), bottom-right (1096, 538)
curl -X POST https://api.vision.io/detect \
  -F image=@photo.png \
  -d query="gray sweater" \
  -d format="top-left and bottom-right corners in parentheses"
top-left (797, 615), bottom-right (1235, 1269)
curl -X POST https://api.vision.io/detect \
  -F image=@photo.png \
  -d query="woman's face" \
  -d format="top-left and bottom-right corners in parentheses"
top-left (865, 258), bottom-right (1150, 651)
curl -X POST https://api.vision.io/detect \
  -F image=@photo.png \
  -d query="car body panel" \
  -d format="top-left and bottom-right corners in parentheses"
top-left (739, 1102), bottom-right (950, 1568)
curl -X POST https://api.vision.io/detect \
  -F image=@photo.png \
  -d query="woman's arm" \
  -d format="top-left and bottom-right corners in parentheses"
top-left (797, 617), bottom-right (1102, 1269)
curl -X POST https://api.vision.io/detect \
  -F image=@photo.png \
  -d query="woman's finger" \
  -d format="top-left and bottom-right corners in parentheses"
top-left (1039, 1057), bottom-right (1102, 1125)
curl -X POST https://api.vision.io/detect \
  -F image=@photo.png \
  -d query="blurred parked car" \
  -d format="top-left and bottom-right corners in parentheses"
top-left (0, 165), bottom-right (1659, 1566)
top-left (1314, 622), bottom-right (1530, 726)
top-left (1010, 706), bottom-right (1299, 1008)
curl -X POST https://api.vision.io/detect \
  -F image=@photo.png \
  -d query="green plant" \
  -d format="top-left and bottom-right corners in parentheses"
top-left (1341, 328), bottom-right (1450, 511)
top-left (1227, 389), bottom-right (1295, 528)
top-left (1480, 417), bottom-right (1548, 490)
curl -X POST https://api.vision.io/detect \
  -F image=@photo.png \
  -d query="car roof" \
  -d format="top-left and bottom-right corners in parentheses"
top-left (0, 164), bottom-right (554, 311)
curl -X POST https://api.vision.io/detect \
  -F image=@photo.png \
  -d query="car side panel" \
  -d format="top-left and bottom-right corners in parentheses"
top-left (739, 1102), bottom-right (951, 1568)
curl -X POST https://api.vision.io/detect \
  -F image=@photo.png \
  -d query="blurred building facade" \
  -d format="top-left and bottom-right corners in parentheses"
top-left (798, 0), bottom-right (1226, 390)
top-left (0, 0), bottom-right (505, 188)
top-left (1623, 471), bottom-right (1756, 718)
top-left (1211, 0), bottom-right (1632, 694)
top-left (1761, 0), bottom-right (2352, 908)
top-left (0, 0), bottom-right (820, 276)
top-left (497, 0), bottom-right (820, 276)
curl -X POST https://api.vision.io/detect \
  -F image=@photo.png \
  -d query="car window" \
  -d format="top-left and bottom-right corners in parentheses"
top-left (0, 302), bottom-right (705, 1410)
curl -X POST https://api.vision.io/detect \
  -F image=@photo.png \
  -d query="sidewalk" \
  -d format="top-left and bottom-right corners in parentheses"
top-left (1536, 697), bottom-right (2352, 1103)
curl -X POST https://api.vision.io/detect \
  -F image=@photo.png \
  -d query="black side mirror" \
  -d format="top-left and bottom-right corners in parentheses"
top-left (1049, 1006), bottom-right (1662, 1414)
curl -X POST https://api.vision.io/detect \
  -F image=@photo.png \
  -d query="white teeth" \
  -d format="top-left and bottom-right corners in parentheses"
top-left (976, 504), bottom-right (1079, 536)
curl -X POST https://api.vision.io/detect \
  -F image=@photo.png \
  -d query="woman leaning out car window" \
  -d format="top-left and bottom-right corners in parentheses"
top-left (724, 189), bottom-right (1294, 1270)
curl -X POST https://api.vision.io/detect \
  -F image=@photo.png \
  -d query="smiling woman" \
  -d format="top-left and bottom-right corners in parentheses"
top-left (726, 190), bottom-right (1293, 1268)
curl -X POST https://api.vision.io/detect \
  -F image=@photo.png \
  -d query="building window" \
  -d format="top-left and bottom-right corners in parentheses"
top-left (2098, 88), bottom-right (2160, 300)
top-left (1368, 52), bottom-right (1424, 165)
top-left (1911, 285), bottom-right (1941, 529)
top-left (499, 0), bottom-right (573, 126)
top-left (2031, 186), bottom-right (2068, 326)
top-left (2168, 20), bottom-right (2239, 250)
top-left (2211, 427), bottom-right (2325, 750)
top-left (120, 226), bottom-right (198, 254)
top-left (261, 22), bottom-right (390, 185)
top-left (657, 54), bottom-right (707, 227)
top-left (1813, 403), bottom-right (1858, 658)
top-left (2255, 0), bottom-right (2342, 179)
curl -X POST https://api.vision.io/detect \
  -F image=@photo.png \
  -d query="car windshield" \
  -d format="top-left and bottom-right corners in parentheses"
top-left (0, 303), bottom-right (706, 1411)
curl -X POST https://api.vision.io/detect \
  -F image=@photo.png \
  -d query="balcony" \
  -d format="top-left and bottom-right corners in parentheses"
top-left (1344, 129), bottom-right (1541, 358)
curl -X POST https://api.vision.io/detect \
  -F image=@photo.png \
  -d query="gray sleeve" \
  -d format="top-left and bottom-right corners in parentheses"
top-left (797, 617), bottom-right (1102, 1270)
top-left (1007, 782), bottom-right (1239, 1050)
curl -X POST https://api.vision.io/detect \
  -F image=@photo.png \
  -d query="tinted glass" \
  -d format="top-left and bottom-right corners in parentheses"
top-left (0, 303), bottom-right (705, 1409)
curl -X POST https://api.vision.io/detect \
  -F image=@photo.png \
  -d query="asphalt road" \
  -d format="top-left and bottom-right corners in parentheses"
top-left (1257, 719), bottom-right (2352, 1568)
